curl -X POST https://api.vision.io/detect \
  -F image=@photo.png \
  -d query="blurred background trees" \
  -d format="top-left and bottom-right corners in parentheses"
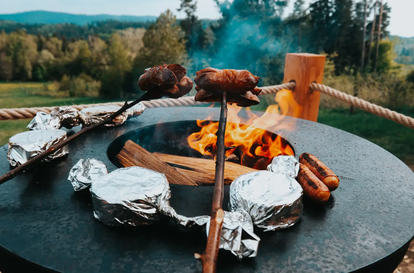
top-left (0, 0), bottom-right (412, 109)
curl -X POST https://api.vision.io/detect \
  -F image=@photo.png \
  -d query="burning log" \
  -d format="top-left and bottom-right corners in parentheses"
top-left (0, 64), bottom-right (193, 186)
top-left (116, 140), bottom-right (255, 186)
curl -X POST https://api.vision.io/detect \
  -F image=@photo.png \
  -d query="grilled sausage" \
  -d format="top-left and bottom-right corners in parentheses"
top-left (296, 164), bottom-right (330, 203)
top-left (138, 64), bottom-right (193, 98)
top-left (194, 67), bottom-right (260, 94)
top-left (299, 153), bottom-right (339, 191)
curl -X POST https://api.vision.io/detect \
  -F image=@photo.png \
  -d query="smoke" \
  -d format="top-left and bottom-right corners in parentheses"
top-left (188, 0), bottom-right (296, 85)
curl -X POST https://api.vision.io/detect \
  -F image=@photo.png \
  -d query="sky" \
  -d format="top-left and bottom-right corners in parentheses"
top-left (0, 0), bottom-right (413, 37)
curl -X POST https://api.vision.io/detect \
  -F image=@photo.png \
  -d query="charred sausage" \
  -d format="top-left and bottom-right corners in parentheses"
top-left (296, 163), bottom-right (331, 203)
top-left (299, 153), bottom-right (339, 191)
top-left (194, 68), bottom-right (260, 94)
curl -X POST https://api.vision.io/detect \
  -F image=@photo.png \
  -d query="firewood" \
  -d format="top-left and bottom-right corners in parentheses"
top-left (116, 140), bottom-right (256, 186)
top-left (117, 140), bottom-right (197, 186)
top-left (153, 153), bottom-right (255, 185)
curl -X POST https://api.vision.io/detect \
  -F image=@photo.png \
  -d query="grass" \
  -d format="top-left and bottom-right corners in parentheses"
top-left (317, 108), bottom-right (414, 162)
top-left (1, 82), bottom-right (413, 164)
top-left (0, 82), bottom-right (118, 145)
top-left (0, 82), bottom-right (112, 109)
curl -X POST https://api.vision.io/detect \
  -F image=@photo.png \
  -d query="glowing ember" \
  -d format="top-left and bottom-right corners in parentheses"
top-left (187, 89), bottom-right (302, 169)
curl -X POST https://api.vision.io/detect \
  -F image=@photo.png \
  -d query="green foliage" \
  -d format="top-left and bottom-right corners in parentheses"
top-left (5, 31), bottom-right (37, 80)
top-left (321, 73), bottom-right (414, 109)
top-left (99, 33), bottom-right (133, 99)
top-left (406, 70), bottom-right (414, 84)
top-left (56, 74), bottom-right (100, 97)
top-left (367, 39), bottom-right (396, 73)
top-left (134, 10), bottom-right (188, 72)
top-left (394, 36), bottom-right (414, 65)
top-left (0, 16), bottom-right (153, 40)
top-left (178, 0), bottom-right (207, 62)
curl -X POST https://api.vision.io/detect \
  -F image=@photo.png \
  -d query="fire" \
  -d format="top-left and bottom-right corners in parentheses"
top-left (187, 89), bottom-right (302, 169)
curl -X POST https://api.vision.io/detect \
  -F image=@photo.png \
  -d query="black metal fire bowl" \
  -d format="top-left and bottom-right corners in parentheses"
top-left (0, 107), bottom-right (413, 273)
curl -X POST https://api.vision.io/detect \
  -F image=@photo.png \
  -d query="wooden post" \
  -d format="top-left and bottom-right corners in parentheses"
top-left (283, 53), bottom-right (326, 122)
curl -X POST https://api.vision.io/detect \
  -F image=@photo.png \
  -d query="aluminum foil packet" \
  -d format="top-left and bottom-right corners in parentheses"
top-left (230, 171), bottom-right (303, 232)
top-left (80, 103), bottom-right (145, 127)
top-left (27, 112), bottom-right (59, 130)
top-left (67, 158), bottom-right (108, 191)
top-left (80, 164), bottom-right (206, 227)
top-left (50, 107), bottom-right (83, 129)
top-left (267, 155), bottom-right (300, 178)
top-left (27, 107), bottom-right (82, 130)
top-left (206, 210), bottom-right (260, 260)
top-left (7, 130), bottom-right (69, 166)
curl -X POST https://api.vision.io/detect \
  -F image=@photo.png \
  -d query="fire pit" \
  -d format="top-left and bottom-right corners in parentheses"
top-left (0, 107), bottom-right (413, 273)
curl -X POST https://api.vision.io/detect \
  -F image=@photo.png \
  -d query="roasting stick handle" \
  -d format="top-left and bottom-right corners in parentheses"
top-left (196, 91), bottom-right (227, 273)
top-left (0, 92), bottom-right (153, 186)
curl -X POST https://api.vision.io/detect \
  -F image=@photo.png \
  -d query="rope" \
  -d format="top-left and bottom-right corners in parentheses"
top-left (310, 82), bottom-right (414, 130)
top-left (1, 81), bottom-right (413, 130)
top-left (0, 82), bottom-right (296, 120)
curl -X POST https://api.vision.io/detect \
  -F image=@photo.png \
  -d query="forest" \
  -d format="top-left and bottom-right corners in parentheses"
top-left (0, 0), bottom-right (413, 108)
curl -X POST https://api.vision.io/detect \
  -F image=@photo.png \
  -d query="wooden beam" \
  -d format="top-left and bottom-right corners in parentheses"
top-left (283, 53), bottom-right (326, 122)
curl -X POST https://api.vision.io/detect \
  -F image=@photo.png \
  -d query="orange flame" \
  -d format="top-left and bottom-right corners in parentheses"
top-left (187, 89), bottom-right (302, 169)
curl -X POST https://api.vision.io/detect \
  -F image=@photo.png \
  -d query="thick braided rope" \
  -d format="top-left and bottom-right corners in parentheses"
top-left (0, 82), bottom-right (295, 120)
top-left (311, 82), bottom-right (414, 130)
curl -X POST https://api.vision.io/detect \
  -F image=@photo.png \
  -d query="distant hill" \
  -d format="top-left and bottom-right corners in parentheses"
top-left (0, 10), bottom-right (157, 25)
top-left (392, 36), bottom-right (414, 65)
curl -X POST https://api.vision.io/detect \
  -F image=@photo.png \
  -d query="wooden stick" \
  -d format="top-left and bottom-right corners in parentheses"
top-left (116, 141), bottom-right (255, 186)
top-left (0, 92), bottom-right (153, 186)
top-left (118, 140), bottom-right (197, 186)
top-left (195, 91), bottom-right (227, 273)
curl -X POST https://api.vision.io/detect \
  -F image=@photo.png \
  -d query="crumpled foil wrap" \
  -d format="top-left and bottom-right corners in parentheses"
top-left (7, 130), bottom-right (69, 166)
top-left (67, 158), bottom-right (108, 191)
top-left (27, 112), bottom-right (59, 130)
top-left (27, 107), bottom-right (82, 130)
top-left (207, 210), bottom-right (260, 260)
top-left (267, 155), bottom-right (300, 178)
top-left (50, 107), bottom-right (83, 129)
top-left (84, 165), bottom-right (207, 227)
top-left (230, 170), bottom-right (303, 232)
top-left (80, 103), bottom-right (146, 127)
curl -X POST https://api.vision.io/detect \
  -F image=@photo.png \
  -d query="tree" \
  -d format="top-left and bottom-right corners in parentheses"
top-left (100, 33), bottom-right (132, 98)
top-left (43, 37), bottom-right (63, 58)
top-left (208, 0), bottom-right (290, 83)
top-left (134, 10), bottom-right (188, 75)
top-left (65, 40), bottom-right (92, 76)
top-left (6, 31), bottom-right (37, 80)
top-left (371, 39), bottom-right (395, 73)
top-left (88, 35), bottom-right (107, 79)
top-left (292, 0), bottom-right (306, 17)
top-left (0, 51), bottom-right (13, 81)
top-left (117, 28), bottom-right (145, 59)
top-left (407, 70), bottom-right (414, 85)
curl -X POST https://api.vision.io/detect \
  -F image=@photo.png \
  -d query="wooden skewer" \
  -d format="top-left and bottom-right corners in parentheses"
top-left (116, 140), bottom-right (256, 186)
top-left (196, 91), bottom-right (227, 273)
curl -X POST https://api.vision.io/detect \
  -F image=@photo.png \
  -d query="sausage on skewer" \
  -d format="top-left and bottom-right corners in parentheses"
top-left (296, 163), bottom-right (331, 203)
top-left (299, 153), bottom-right (339, 191)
